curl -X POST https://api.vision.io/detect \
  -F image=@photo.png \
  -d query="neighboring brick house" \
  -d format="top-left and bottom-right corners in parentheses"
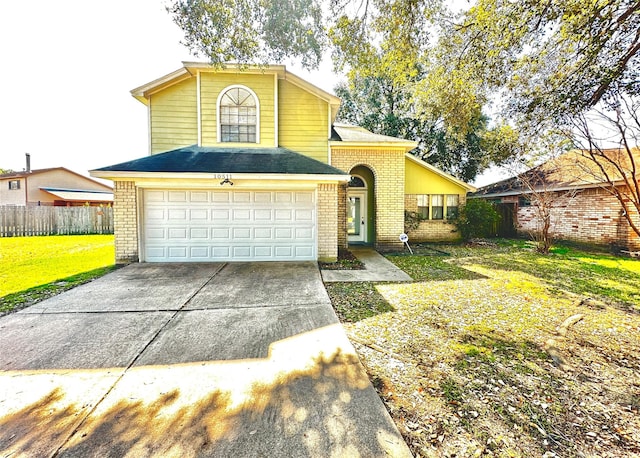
top-left (91, 62), bottom-right (474, 263)
top-left (0, 164), bottom-right (113, 207)
top-left (473, 149), bottom-right (640, 251)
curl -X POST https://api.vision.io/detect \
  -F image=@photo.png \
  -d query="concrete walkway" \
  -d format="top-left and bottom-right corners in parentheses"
top-left (0, 262), bottom-right (412, 458)
top-left (321, 246), bottom-right (412, 282)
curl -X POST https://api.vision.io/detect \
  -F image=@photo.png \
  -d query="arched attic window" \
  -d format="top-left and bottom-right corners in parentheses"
top-left (217, 85), bottom-right (260, 143)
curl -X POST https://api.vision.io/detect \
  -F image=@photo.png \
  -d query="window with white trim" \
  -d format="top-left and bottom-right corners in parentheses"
top-left (8, 180), bottom-right (20, 190)
top-left (218, 86), bottom-right (258, 143)
top-left (431, 195), bottom-right (444, 220)
top-left (446, 194), bottom-right (459, 219)
top-left (417, 194), bottom-right (429, 218)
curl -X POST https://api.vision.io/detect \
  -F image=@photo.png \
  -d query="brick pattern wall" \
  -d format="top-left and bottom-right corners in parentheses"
top-left (404, 194), bottom-right (463, 242)
top-left (337, 183), bottom-right (348, 249)
top-left (113, 181), bottom-right (139, 263)
top-left (331, 148), bottom-right (405, 250)
top-left (516, 186), bottom-right (640, 250)
top-left (317, 183), bottom-right (339, 261)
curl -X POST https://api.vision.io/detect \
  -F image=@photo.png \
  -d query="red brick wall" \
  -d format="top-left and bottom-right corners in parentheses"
top-left (516, 186), bottom-right (640, 250)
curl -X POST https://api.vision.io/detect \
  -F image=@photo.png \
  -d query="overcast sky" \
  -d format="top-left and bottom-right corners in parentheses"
top-left (0, 0), bottom-right (502, 186)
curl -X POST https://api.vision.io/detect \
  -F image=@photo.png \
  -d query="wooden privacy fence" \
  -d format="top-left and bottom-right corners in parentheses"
top-left (0, 206), bottom-right (114, 237)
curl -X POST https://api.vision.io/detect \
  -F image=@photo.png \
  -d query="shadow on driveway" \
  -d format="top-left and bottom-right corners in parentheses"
top-left (0, 262), bottom-right (411, 457)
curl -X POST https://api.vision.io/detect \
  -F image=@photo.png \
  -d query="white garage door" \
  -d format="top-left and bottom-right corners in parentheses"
top-left (143, 189), bottom-right (316, 262)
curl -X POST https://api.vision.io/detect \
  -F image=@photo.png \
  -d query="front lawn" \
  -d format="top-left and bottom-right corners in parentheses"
top-left (0, 235), bottom-right (116, 314)
top-left (325, 242), bottom-right (640, 457)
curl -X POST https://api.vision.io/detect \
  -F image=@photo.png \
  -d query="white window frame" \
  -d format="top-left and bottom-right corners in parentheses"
top-left (216, 84), bottom-right (260, 144)
top-left (8, 180), bottom-right (20, 190)
top-left (416, 194), bottom-right (429, 219)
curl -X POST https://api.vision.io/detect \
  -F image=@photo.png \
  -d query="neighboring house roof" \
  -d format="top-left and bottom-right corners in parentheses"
top-left (331, 123), bottom-right (418, 151)
top-left (40, 187), bottom-right (114, 203)
top-left (130, 62), bottom-right (342, 123)
top-left (474, 148), bottom-right (640, 198)
top-left (0, 167), bottom-right (113, 190)
top-left (405, 153), bottom-right (477, 192)
top-left (92, 146), bottom-right (349, 177)
top-left (0, 168), bottom-right (60, 179)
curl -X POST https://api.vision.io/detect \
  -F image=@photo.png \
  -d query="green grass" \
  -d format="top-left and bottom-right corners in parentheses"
top-left (326, 242), bottom-right (640, 457)
top-left (0, 235), bottom-right (115, 313)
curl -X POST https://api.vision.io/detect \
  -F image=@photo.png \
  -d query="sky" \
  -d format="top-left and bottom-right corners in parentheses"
top-left (0, 0), bottom-right (503, 186)
top-left (0, 1), bottom-right (340, 174)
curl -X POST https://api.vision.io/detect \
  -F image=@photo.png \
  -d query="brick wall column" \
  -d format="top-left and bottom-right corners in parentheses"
top-left (331, 148), bottom-right (405, 251)
top-left (114, 181), bottom-right (139, 264)
top-left (337, 183), bottom-right (348, 249)
top-left (317, 183), bottom-right (339, 261)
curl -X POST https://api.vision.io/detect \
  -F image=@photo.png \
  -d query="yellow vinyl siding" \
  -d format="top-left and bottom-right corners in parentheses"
top-left (404, 157), bottom-right (467, 195)
top-left (150, 78), bottom-right (198, 153)
top-left (200, 72), bottom-right (275, 147)
top-left (278, 80), bottom-right (328, 163)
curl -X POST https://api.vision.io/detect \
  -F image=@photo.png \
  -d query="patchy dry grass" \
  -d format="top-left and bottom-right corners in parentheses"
top-left (325, 242), bottom-right (640, 457)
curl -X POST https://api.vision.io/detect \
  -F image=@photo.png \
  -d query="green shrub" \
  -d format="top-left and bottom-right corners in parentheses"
top-left (454, 199), bottom-right (501, 241)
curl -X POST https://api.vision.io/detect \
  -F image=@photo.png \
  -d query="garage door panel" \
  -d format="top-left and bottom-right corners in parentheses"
top-left (212, 191), bottom-right (231, 202)
top-left (190, 247), bottom-right (209, 258)
top-left (190, 227), bottom-right (209, 238)
top-left (212, 228), bottom-right (230, 239)
top-left (168, 228), bottom-right (188, 239)
top-left (168, 209), bottom-right (187, 220)
top-left (168, 246), bottom-right (188, 258)
top-left (275, 228), bottom-right (292, 239)
top-left (212, 209), bottom-right (230, 221)
top-left (275, 192), bottom-right (292, 203)
top-left (189, 191), bottom-right (209, 202)
top-left (212, 247), bottom-right (230, 258)
top-left (295, 246), bottom-right (314, 257)
top-left (144, 189), bottom-right (316, 261)
top-left (146, 190), bottom-right (165, 202)
top-left (147, 228), bottom-right (165, 239)
top-left (189, 209), bottom-right (208, 220)
top-left (233, 192), bottom-right (251, 203)
top-left (254, 228), bottom-right (273, 239)
top-left (232, 209), bottom-right (251, 221)
top-left (147, 209), bottom-right (165, 220)
top-left (168, 191), bottom-right (187, 202)
top-left (232, 228), bottom-right (251, 239)
top-left (254, 209), bottom-right (272, 220)
top-left (295, 227), bottom-right (314, 239)
top-left (233, 246), bottom-right (251, 257)
top-left (254, 192), bottom-right (271, 202)
top-left (275, 209), bottom-right (292, 221)
top-left (295, 209), bottom-right (313, 221)
top-left (254, 246), bottom-right (273, 257)
top-left (275, 246), bottom-right (293, 257)
top-left (295, 192), bottom-right (314, 203)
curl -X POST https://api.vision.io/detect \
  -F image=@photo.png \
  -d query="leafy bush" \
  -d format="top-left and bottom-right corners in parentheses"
top-left (454, 199), bottom-right (501, 241)
top-left (404, 210), bottom-right (425, 233)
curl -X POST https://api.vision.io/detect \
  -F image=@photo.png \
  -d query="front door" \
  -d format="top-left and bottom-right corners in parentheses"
top-left (347, 190), bottom-right (367, 243)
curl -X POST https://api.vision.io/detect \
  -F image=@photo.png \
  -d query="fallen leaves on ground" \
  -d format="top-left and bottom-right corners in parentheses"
top-left (326, 242), bottom-right (640, 457)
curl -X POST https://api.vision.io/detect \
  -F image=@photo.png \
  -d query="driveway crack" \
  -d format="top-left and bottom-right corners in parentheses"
top-left (50, 263), bottom-right (226, 458)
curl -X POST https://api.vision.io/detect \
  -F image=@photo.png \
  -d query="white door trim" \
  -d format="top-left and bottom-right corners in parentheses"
top-left (347, 189), bottom-right (367, 243)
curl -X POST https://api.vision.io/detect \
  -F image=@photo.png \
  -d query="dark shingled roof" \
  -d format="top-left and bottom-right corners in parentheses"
top-left (95, 146), bottom-right (349, 175)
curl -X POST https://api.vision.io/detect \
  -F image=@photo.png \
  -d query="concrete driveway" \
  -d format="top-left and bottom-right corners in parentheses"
top-left (0, 262), bottom-right (411, 457)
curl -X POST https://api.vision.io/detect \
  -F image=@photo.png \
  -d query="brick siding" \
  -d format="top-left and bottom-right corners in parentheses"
top-left (337, 183), bottom-right (348, 249)
top-left (516, 186), bottom-right (640, 250)
top-left (317, 183), bottom-right (339, 261)
top-left (113, 181), bottom-right (139, 263)
top-left (404, 194), bottom-right (464, 242)
top-left (331, 148), bottom-right (405, 250)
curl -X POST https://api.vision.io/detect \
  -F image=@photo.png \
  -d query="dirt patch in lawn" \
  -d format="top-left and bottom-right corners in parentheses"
top-left (319, 248), bottom-right (365, 270)
top-left (326, 242), bottom-right (640, 457)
